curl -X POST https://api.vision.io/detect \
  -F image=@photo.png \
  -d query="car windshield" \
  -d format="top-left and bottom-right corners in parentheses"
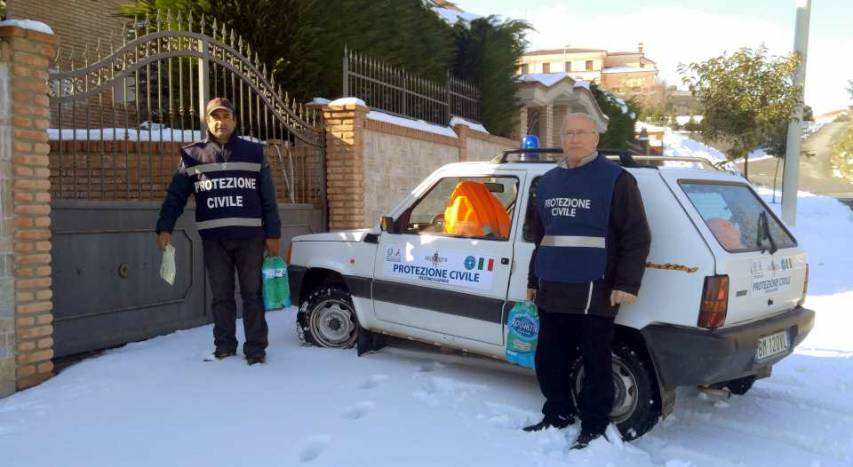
top-left (403, 176), bottom-right (519, 241)
top-left (679, 181), bottom-right (796, 253)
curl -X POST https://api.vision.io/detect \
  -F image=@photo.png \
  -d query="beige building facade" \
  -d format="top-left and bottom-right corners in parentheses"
top-left (519, 44), bottom-right (658, 98)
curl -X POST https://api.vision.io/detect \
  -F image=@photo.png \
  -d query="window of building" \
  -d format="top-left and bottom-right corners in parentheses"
top-left (585, 60), bottom-right (593, 71)
top-left (542, 62), bottom-right (550, 73)
top-left (521, 64), bottom-right (529, 74)
top-left (564, 61), bottom-right (571, 72)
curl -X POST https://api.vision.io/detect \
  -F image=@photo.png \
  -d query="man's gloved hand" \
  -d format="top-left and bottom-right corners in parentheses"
top-left (610, 289), bottom-right (638, 307)
top-left (526, 288), bottom-right (537, 302)
top-left (157, 232), bottom-right (171, 251)
top-left (265, 238), bottom-right (280, 257)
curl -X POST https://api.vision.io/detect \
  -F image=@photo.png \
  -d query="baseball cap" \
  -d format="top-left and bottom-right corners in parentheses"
top-left (206, 97), bottom-right (235, 116)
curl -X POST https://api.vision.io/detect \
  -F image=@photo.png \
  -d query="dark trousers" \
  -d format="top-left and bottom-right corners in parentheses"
top-left (534, 310), bottom-right (615, 434)
top-left (202, 236), bottom-right (268, 358)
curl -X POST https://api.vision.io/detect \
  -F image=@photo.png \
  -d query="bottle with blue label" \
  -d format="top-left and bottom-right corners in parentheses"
top-left (506, 301), bottom-right (539, 369)
top-left (262, 256), bottom-right (291, 311)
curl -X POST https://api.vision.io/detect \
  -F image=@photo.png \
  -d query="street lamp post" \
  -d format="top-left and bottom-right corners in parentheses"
top-left (781, 0), bottom-right (812, 226)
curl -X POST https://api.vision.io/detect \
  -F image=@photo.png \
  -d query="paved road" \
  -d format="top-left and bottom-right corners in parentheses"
top-left (737, 122), bottom-right (853, 206)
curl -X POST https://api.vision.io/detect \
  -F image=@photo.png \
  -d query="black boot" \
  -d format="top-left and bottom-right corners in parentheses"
top-left (246, 354), bottom-right (266, 365)
top-left (570, 430), bottom-right (604, 450)
top-left (522, 414), bottom-right (575, 432)
top-left (213, 347), bottom-right (237, 360)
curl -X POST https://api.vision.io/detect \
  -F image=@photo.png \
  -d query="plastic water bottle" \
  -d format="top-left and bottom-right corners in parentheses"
top-left (506, 301), bottom-right (539, 368)
top-left (262, 256), bottom-right (291, 311)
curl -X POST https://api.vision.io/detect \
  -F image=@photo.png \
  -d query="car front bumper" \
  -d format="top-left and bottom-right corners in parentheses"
top-left (641, 306), bottom-right (815, 387)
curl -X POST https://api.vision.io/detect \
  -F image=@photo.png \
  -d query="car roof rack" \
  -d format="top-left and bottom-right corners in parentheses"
top-left (494, 147), bottom-right (724, 171)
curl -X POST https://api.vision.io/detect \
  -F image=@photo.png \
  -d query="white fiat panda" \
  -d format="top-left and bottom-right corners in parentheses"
top-left (286, 149), bottom-right (813, 440)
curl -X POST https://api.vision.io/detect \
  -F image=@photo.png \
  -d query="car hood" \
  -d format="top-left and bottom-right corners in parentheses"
top-left (292, 229), bottom-right (374, 243)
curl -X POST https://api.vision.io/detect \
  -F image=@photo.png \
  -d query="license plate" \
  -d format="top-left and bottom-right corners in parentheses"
top-left (756, 330), bottom-right (790, 361)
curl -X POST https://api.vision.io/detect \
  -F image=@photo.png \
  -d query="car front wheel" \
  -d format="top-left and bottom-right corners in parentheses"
top-left (297, 285), bottom-right (358, 349)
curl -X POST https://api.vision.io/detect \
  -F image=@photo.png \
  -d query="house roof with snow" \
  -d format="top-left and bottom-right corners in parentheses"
top-left (517, 73), bottom-right (609, 132)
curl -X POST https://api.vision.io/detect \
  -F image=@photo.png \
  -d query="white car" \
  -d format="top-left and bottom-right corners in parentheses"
top-left (286, 150), bottom-right (813, 440)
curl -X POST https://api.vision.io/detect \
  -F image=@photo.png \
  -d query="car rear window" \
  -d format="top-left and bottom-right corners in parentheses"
top-left (679, 181), bottom-right (796, 252)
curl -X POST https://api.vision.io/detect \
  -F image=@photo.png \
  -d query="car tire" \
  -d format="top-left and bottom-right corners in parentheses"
top-left (570, 343), bottom-right (661, 441)
top-left (297, 285), bottom-right (358, 349)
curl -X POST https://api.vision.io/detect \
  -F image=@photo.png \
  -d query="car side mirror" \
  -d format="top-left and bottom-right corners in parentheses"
top-left (380, 216), bottom-right (396, 233)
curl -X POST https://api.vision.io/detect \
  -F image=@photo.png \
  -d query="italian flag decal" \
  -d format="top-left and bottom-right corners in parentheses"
top-left (477, 257), bottom-right (495, 271)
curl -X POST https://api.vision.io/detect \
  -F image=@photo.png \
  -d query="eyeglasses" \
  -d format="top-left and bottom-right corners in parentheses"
top-left (563, 130), bottom-right (596, 138)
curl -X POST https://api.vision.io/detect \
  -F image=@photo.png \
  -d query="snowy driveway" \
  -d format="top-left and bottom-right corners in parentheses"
top-left (2, 193), bottom-right (852, 467)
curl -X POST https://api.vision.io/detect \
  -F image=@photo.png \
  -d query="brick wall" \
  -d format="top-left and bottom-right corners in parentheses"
top-left (0, 24), bottom-right (57, 393)
top-left (323, 103), bottom-right (366, 230)
top-left (7, 0), bottom-right (127, 70)
top-left (323, 100), bottom-right (515, 230)
top-left (362, 123), bottom-right (459, 227)
top-left (463, 128), bottom-right (515, 162)
top-left (47, 140), bottom-right (322, 204)
top-left (7, 0), bottom-right (134, 129)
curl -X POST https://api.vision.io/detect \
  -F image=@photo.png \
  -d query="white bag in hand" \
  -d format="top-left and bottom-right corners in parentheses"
top-left (160, 244), bottom-right (176, 285)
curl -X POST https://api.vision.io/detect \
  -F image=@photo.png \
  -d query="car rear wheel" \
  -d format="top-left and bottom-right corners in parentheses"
top-left (570, 343), bottom-right (660, 440)
top-left (297, 286), bottom-right (358, 348)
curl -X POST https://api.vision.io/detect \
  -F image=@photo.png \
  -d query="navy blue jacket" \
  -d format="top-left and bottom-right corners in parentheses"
top-left (527, 156), bottom-right (651, 317)
top-left (156, 133), bottom-right (281, 239)
top-left (534, 154), bottom-right (623, 283)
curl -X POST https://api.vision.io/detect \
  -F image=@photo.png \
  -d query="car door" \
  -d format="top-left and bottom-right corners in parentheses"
top-left (372, 172), bottom-right (524, 346)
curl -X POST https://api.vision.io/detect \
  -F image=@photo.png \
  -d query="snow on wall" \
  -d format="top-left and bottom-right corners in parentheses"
top-left (48, 127), bottom-right (202, 142)
top-left (366, 111), bottom-right (458, 139)
top-left (0, 19), bottom-right (54, 34)
top-left (449, 116), bottom-right (488, 134)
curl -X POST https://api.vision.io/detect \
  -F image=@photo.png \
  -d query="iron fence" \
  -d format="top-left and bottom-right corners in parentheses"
top-left (47, 10), bottom-right (325, 204)
top-left (342, 47), bottom-right (480, 125)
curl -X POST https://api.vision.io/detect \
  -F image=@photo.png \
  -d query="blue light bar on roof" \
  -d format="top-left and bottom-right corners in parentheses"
top-left (520, 134), bottom-right (540, 161)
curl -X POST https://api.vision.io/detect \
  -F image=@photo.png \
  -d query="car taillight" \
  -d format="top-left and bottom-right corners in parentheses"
top-left (698, 275), bottom-right (729, 330)
top-left (286, 241), bottom-right (293, 264)
top-left (798, 264), bottom-right (809, 306)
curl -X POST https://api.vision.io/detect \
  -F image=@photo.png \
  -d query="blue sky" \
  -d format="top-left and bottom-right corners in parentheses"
top-left (456, 0), bottom-right (852, 114)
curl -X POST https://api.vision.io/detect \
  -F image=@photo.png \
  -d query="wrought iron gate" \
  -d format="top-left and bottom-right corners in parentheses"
top-left (47, 12), bottom-right (326, 356)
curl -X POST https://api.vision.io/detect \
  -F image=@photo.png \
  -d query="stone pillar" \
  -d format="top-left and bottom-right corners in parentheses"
top-left (516, 106), bottom-right (528, 141)
top-left (543, 104), bottom-right (554, 147)
top-left (0, 24), bottom-right (57, 394)
top-left (452, 123), bottom-right (468, 162)
top-left (323, 101), bottom-right (367, 231)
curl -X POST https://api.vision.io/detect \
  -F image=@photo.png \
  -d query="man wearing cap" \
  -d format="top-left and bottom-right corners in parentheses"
top-left (155, 97), bottom-right (281, 365)
top-left (524, 112), bottom-right (651, 449)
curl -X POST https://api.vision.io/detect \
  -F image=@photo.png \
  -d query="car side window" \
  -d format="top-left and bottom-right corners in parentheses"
top-left (680, 181), bottom-right (797, 252)
top-left (402, 176), bottom-right (518, 240)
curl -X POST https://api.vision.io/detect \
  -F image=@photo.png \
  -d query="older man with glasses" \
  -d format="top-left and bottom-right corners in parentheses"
top-left (523, 113), bottom-right (651, 449)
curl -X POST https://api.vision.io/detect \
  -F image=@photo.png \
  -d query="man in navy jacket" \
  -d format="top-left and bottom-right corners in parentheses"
top-left (156, 97), bottom-right (281, 365)
top-left (524, 113), bottom-right (651, 449)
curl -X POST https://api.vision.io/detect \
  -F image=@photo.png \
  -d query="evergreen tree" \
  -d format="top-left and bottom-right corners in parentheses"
top-left (591, 84), bottom-right (639, 150)
top-left (121, 0), bottom-right (454, 102)
top-left (451, 16), bottom-right (529, 136)
top-left (121, 0), bottom-right (528, 134)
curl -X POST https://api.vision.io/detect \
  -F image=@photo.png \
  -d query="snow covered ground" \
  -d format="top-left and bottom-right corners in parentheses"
top-left (1, 191), bottom-right (852, 466)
